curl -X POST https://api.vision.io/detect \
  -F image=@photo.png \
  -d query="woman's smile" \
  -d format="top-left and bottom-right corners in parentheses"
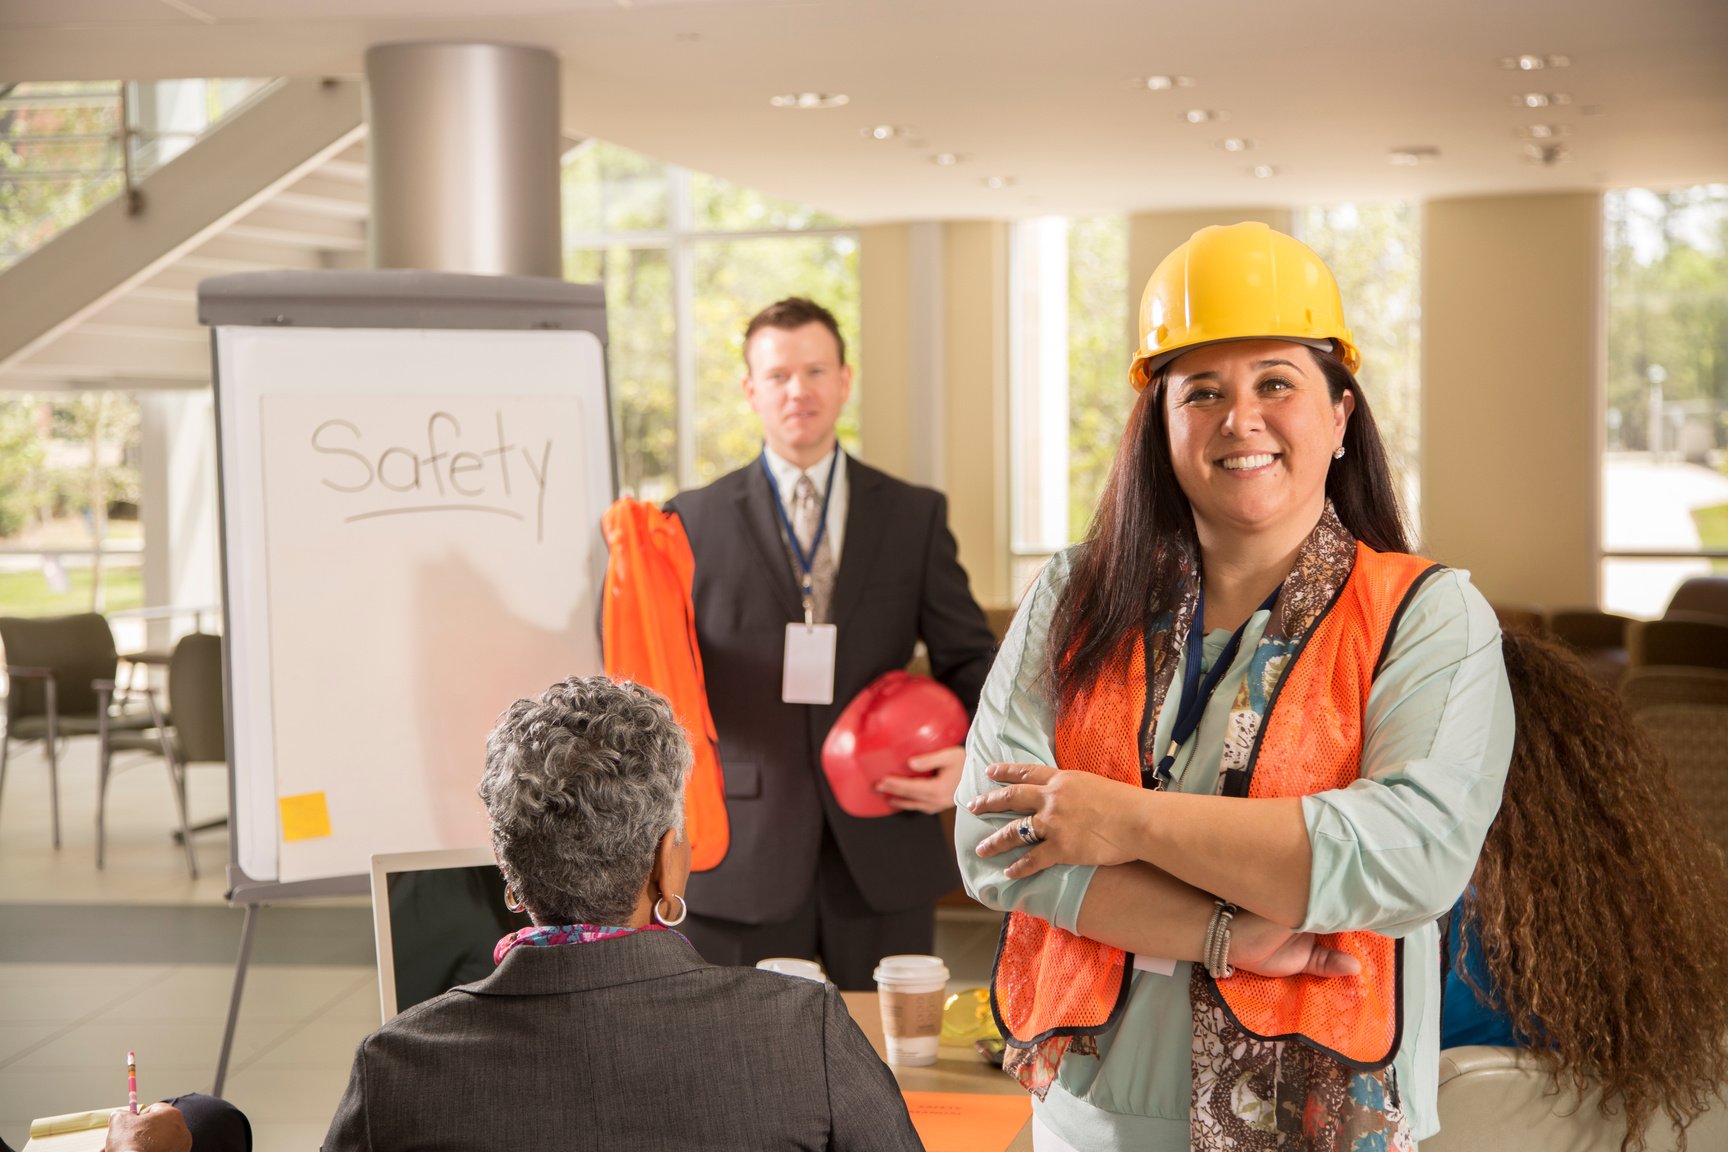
top-left (1216, 451), bottom-right (1279, 473)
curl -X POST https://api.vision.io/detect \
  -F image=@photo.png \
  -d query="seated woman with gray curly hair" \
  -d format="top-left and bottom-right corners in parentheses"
top-left (323, 676), bottom-right (922, 1152)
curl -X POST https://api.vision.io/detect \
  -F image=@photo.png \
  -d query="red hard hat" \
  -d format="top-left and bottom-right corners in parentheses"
top-left (821, 671), bottom-right (970, 818)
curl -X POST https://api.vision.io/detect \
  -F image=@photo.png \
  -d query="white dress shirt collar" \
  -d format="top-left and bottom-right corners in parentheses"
top-left (761, 443), bottom-right (848, 562)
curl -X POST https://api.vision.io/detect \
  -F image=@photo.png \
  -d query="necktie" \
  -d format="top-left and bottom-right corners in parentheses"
top-left (791, 473), bottom-right (837, 624)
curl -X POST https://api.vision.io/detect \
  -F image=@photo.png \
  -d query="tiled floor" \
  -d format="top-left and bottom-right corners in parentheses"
top-left (0, 734), bottom-right (1002, 1150)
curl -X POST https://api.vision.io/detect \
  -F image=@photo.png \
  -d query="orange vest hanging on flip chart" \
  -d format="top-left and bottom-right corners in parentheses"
top-left (601, 498), bottom-right (729, 871)
top-left (992, 546), bottom-right (1437, 1069)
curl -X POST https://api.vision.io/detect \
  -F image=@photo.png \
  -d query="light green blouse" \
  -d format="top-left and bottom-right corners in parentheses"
top-left (955, 549), bottom-right (1514, 1151)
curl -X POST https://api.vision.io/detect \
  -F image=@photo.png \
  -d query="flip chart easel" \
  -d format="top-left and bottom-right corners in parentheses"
top-left (199, 270), bottom-right (613, 1092)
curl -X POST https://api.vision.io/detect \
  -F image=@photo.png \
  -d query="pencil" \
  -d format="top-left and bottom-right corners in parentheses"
top-left (127, 1050), bottom-right (138, 1114)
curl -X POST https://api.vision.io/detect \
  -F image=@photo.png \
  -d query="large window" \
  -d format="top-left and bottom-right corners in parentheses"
top-left (0, 393), bottom-right (143, 617)
top-left (1, 78), bottom-right (268, 270)
top-left (1602, 185), bottom-right (1728, 616)
top-left (0, 78), bottom-right (264, 633)
top-left (563, 142), bottom-right (859, 503)
top-left (1294, 203), bottom-right (1423, 533)
top-left (1008, 215), bottom-right (1130, 593)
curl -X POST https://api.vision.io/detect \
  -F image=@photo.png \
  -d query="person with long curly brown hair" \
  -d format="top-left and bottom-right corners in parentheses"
top-left (1446, 630), bottom-right (1728, 1150)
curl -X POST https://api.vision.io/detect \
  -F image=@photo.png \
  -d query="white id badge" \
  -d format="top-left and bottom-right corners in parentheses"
top-left (782, 623), bottom-right (838, 704)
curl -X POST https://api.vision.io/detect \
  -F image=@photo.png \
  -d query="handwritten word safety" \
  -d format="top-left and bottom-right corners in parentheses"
top-left (311, 410), bottom-right (554, 543)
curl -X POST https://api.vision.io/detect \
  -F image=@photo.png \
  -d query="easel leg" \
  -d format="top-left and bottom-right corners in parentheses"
top-left (213, 902), bottom-right (259, 1096)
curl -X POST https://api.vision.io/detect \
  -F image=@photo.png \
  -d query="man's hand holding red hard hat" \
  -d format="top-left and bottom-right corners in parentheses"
top-left (874, 745), bottom-right (967, 814)
top-left (822, 672), bottom-right (972, 817)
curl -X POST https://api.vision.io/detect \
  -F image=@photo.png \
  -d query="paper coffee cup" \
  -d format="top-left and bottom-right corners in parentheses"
top-left (756, 957), bottom-right (826, 983)
top-left (872, 954), bottom-right (950, 1066)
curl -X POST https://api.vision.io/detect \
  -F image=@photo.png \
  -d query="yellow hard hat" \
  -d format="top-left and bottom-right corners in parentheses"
top-left (1128, 221), bottom-right (1360, 391)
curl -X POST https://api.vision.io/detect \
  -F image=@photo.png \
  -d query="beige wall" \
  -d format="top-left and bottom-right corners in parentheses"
top-left (858, 220), bottom-right (1010, 605)
top-left (1421, 193), bottom-right (1601, 608)
top-left (858, 223), bottom-right (913, 479)
top-left (942, 221), bottom-right (1011, 605)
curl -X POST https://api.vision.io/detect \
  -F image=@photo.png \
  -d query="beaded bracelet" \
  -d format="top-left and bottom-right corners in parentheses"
top-left (1204, 899), bottom-right (1238, 979)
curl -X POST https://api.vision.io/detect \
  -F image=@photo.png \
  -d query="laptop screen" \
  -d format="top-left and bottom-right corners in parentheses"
top-left (369, 846), bottom-right (533, 1021)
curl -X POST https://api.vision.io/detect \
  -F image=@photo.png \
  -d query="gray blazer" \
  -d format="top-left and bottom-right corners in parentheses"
top-left (323, 930), bottom-right (923, 1151)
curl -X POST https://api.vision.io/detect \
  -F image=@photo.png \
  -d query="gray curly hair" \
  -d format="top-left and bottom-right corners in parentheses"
top-left (478, 676), bottom-right (691, 926)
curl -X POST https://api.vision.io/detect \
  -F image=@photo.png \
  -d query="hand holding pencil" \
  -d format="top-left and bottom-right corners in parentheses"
top-left (104, 1107), bottom-right (192, 1152)
top-left (105, 1052), bottom-right (192, 1152)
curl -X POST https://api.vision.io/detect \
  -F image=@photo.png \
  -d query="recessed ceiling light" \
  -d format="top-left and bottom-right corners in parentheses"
top-left (1250, 164), bottom-right (1278, 178)
top-left (1135, 75), bottom-right (1195, 91)
top-left (1218, 137), bottom-right (1252, 152)
top-left (1184, 109), bottom-right (1224, 124)
top-left (1523, 142), bottom-right (1570, 166)
top-left (1501, 54), bottom-right (1571, 70)
top-left (861, 125), bottom-right (908, 141)
top-left (981, 175), bottom-right (1016, 189)
top-left (1517, 124), bottom-right (1569, 140)
top-left (929, 152), bottom-right (965, 166)
top-left (1388, 146), bottom-right (1440, 166)
top-left (1516, 92), bottom-right (1571, 109)
top-left (769, 92), bottom-right (849, 109)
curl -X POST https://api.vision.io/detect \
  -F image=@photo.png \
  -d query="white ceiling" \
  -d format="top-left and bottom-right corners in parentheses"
top-left (2, 0), bottom-right (1726, 222)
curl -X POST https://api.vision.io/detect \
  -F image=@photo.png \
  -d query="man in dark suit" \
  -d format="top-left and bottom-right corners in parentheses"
top-left (666, 297), bottom-right (996, 990)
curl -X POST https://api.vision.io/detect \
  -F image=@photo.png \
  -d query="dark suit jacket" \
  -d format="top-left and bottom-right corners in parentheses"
top-left (322, 931), bottom-right (922, 1152)
top-left (666, 456), bottom-right (996, 924)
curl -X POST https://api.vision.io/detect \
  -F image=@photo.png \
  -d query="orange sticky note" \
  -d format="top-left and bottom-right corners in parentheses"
top-left (902, 1091), bottom-right (1030, 1152)
top-left (279, 791), bottom-right (332, 841)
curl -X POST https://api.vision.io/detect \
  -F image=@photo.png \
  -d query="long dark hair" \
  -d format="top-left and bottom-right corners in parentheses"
top-left (1048, 348), bottom-right (1410, 705)
top-left (1465, 632), bottom-right (1728, 1151)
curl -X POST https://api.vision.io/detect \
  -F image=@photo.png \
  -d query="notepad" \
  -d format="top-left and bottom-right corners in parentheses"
top-left (22, 1108), bottom-right (117, 1151)
top-left (902, 1091), bottom-right (1031, 1152)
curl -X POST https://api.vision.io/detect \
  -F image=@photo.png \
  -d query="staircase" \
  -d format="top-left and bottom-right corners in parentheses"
top-left (0, 79), bottom-right (367, 395)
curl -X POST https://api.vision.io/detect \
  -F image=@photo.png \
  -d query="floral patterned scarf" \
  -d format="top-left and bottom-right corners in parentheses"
top-left (1007, 505), bottom-right (1411, 1152)
top-left (493, 922), bottom-right (673, 964)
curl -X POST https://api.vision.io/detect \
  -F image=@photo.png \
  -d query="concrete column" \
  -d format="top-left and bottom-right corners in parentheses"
top-left (364, 42), bottom-right (562, 276)
top-left (1421, 193), bottom-right (1600, 607)
top-left (859, 220), bottom-right (1011, 604)
top-left (859, 223), bottom-right (912, 477)
top-left (943, 221), bottom-right (1012, 605)
top-left (859, 222), bottom-right (944, 486)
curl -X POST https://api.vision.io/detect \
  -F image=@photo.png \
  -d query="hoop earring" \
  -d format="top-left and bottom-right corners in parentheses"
top-left (504, 885), bottom-right (526, 914)
top-left (654, 892), bottom-right (688, 927)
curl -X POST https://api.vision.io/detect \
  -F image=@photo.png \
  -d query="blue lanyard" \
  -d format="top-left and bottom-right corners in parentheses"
top-left (1150, 583), bottom-right (1282, 788)
top-left (761, 449), bottom-right (839, 621)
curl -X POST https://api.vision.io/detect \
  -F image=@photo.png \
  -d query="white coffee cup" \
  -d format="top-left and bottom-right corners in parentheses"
top-left (756, 956), bottom-right (827, 983)
top-left (872, 954), bottom-right (950, 1066)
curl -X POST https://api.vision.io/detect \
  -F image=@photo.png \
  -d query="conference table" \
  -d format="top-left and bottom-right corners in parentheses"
top-left (840, 990), bottom-right (1034, 1152)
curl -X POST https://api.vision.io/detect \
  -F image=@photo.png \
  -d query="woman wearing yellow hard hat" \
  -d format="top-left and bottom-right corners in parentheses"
top-left (958, 221), bottom-right (1513, 1151)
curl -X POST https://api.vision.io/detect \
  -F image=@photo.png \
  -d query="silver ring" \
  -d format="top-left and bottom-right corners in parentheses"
top-left (1015, 817), bottom-right (1043, 846)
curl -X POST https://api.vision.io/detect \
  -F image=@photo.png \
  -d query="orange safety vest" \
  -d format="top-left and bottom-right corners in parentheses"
top-left (992, 544), bottom-right (1440, 1069)
top-left (600, 498), bottom-right (730, 872)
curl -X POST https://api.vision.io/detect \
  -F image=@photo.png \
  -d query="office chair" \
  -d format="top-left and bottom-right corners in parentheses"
top-left (96, 632), bottom-right (225, 878)
top-left (1, 612), bottom-right (153, 848)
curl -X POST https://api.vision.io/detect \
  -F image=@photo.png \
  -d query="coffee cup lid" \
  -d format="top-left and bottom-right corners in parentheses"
top-left (756, 957), bottom-right (826, 982)
top-left (872, 953), bottom-right (950, 986)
